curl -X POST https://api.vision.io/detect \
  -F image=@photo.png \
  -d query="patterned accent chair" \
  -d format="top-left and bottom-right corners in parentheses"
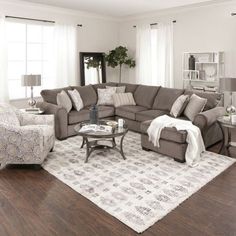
top-left (0, 103), bottom-right (55, 169)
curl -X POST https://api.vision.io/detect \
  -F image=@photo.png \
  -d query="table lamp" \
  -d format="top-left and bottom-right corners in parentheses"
top-left (21, 74), bottom-right (41, 110)
top-left (220, 77), bottom-right (236, 119)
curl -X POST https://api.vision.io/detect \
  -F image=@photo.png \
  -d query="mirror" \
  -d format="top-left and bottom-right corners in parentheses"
top-left (80, 52), bottom-right (106, 86)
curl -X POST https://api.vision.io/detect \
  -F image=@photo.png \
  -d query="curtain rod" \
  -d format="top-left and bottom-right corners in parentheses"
top-left (133, 20), bottom-right (176, 28)
top-left (5, 16), bottom-right (83, 27)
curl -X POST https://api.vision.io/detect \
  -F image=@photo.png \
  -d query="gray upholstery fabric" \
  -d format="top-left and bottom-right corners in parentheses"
top-left (193, 107), bottom-right (225, 130)
top-left (140, 120), bottom-right (187, 144)
top-left (134, 85), bottom-right (160, 108)
top-left (184, 90), bottom-right (222, 111)
top-left (68, 106), bottom-right (115, 125)
top-left (115, 105), bottom-right (147, 120)
top-left (152, 87), bottom-right (184, 111)
top-left (141, 134), bottom-right (187, 162)
top-left (37, 101), bottom-right (68, 140)
top-left (118, 83), bottom-right (139, 93)
top-left (71, 85), bottom-right (97, 107)
top-left (136, 110), bottom-right (168, 122)
top-left (41, 87), bottom-right (72, 105)
top-left (92, 82), bottom-right (117, 91)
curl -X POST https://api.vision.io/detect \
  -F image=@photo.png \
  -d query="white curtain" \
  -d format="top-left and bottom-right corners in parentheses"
top-left (136, 22), bottom-right (174, 87)
top-left (0, 15), bottom-right (9, 102)
top-left (156, 22), bottom-right (174, 88)
top-left (53, 23), bottom-right (78, 88)
top-left (136, 24), bottom-right (152, 85)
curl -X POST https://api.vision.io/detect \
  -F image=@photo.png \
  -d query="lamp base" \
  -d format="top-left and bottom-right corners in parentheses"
top-left (226, 105), bottom-right (236, 115)
top-left (28, 98), bottom-right (37, 108)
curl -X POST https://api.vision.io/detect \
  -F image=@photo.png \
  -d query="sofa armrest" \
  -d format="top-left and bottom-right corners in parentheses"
top-left (37, 102), bottom-right (68, 140)
top-left (193, 107), bottom-right (225, 130)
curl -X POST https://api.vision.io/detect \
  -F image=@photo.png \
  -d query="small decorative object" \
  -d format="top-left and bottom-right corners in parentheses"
top-left (220, 78), bottom-right (236, 121)
top-left (90, 105), bottom-right (98, 124)
top-left (21, 74), bottom-right (41, 111)
top-left (188, 55), bottom-right (195, 70)
top-left (105, 46), bottom-right (135, 83)
top-left (118, 118), bottom-right (125, 128)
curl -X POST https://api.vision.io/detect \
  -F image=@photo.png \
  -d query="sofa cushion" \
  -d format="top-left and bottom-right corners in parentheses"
top-left (152, 87), bottom-right (184, 111)
top-left (92, 82), bottom-right (117, 91)
top-left (71, 85), bottom-right (97, 107)
top-left (115, 105), bottom-right (147, 120)
top-left (136, 110), bottom-right (168, 122)
top-left (118, 83), bottom-right (139, 94)
top-left (134, 85), bottom-right (160, 109)
top-left (141, 120), bottom-right (187, 144)
top-left (113, 93), bottom-right (136, 108)
top-left (68, 106), bottom-right (115, 125)
top-left (57, 90), bottom-right (73, 113)
top-left (68, 89), bottom-right (84, 111)
top-left (184, 90), bottom-right (222, 111)
top-left (41, 87), bottom-right (72, 105)
top-left (97, 87), bottom-right (116, 105)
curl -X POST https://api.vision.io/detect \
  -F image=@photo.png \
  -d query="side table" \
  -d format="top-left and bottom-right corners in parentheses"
top-left (20, 108), bottom-right (44, 115)
top-left (217, 116), bottom-right (236, 156)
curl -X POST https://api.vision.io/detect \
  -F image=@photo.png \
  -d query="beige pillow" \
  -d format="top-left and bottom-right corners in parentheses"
top-left (97, 87), bottom-right (117, 105)
top-left (68, 89), bottom-right (84, 111)
top-left (184, 94), bottom-right (207, 121)
top-left (170, 95), bottom-right (189, 118)
top-left (106, 86), bottom-right (126, 93)
top-left (112, 93), bottom-right (136, 108)
top-left (57, 90), bottom-right (72, 113)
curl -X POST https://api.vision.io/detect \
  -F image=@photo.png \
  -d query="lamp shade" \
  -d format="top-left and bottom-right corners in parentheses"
top-left (220, 77), bottom-right (236, 92)
top-left (21, 74), bottom-right (41, 87)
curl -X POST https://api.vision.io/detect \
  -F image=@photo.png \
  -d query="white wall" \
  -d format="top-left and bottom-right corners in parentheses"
top-left (0, 0), bottom-right (120, 107)
top-left (119, 1), bottom-right (236, 89)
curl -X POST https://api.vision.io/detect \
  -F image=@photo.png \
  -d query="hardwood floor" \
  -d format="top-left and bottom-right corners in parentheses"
top-left (0, 144), bottom-right (236, 236)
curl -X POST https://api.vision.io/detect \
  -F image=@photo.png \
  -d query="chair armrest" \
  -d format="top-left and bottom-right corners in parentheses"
top-left (193, 107), bottom-right (225, 130)
top-left (37, 102), bottom-right (68, 139)
top-left (17, 112), bottom-right (54, 126)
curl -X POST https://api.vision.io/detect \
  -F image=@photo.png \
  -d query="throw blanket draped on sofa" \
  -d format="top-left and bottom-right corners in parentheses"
top-left (147, 115), bottom-right (205, 167)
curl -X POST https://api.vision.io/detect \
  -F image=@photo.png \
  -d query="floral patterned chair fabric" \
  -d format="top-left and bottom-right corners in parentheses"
top-left (0, 103), bottom-right (55, 168)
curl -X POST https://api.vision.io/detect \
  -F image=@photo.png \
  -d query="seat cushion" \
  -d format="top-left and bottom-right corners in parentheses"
top-left (136, 110), bottom-right (168, 122)
top-left (134, 85), bottom-right (160, 109)
top-left (152, 87), bottom-right (184, 111)
top-left (71, 85), bottom-right (97, 107)
top-left (68, 106), bottom-right (115, 125)
top-left (115, 105), bottom-right (147, 120)
top-left (184, 89), bottom-right (222, 111)
top-left (141, 120), bottom-right (187, 144)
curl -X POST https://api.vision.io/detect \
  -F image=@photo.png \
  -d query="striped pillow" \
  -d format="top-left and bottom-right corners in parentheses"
top-left (112, 93), bottom-right (136, 108)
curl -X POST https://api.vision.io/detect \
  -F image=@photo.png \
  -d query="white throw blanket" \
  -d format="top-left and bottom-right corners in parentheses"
top-left (147, 115), bottom-right (205, 167)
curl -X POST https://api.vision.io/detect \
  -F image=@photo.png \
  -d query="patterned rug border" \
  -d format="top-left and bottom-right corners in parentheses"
top-left (43, 132), bottom-right (236, 233)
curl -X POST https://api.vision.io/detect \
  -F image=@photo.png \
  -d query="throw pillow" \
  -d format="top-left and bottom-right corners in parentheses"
top-left (97, 87), bottom-right (117, 105)
top-left (57, 90), bottom-right (72, 113)
top-left (184, 94), bottom-right (207, 121)
top-left (170, 95), bottom-right (189, 118)
top-left (113, 93), bottom-right (136, 108)
top-left (68, 89), bottom-right (84, 111)
top-left (106, 86), bottom-right (126, 93)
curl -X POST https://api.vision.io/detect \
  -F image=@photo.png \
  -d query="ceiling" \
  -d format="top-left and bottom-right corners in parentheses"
top-left (20, 0), bottom-right (223, 17)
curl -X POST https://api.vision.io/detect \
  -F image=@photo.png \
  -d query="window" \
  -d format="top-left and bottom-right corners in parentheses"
top-left (7, 20), bottom-right (54, 99)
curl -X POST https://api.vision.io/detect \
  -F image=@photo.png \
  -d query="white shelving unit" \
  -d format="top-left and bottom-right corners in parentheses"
top-left (182, 52), bottom-right (225, 92)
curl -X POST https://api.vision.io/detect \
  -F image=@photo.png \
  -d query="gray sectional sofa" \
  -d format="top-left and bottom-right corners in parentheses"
top-left (38, 82), bottom-right (224, 162)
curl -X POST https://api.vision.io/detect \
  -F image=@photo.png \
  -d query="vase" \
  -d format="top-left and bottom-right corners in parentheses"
top-left (189, 55), bottom-right (195, 70)
top-left (90, 105), bottom-right (98, 124)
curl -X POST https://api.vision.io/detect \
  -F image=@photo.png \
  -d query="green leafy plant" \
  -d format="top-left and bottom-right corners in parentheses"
top-left (85, 56), bottom-right (102, 84)
top-left (105, 46), bottom-right (135, 83)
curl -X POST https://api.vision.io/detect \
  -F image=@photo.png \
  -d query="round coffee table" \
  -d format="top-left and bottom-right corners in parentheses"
top-left (74, 120), bottom-right (128, 163)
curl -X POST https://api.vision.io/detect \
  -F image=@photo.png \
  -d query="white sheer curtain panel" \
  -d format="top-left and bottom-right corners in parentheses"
top-left (136, 24), bottom-right (152, 85)
top-left (53, 23), bottom-right (78, 87)
top-left (0, 15), bottom-right (9, 102)
top-left (156, 22), bottom-right (174, 88)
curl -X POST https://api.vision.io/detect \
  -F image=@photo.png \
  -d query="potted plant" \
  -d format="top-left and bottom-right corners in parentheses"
top-left (85, 56), bottom-right (102, 84)
top-left (105, 46), bottom-right (135, 83)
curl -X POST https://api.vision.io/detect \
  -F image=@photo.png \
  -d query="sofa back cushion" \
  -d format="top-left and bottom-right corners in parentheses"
top-left (184, 90), bottom-right (222, 111)
top-left (92, 82), bottom-right (117, 91)
top-left (41, 87), bottom-right (72, 105)
top-left (71, 85), bottom-right (97, 107)
top-left (153, 87), bottom-right (184, 111)
top-left (134, 85), bottom-right (160, 109)
top-left (118, 83), bottom-right (139, 94)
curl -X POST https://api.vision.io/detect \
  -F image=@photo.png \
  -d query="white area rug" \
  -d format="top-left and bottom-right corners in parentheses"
top-left (43, 132), bottom-right (235, 233)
